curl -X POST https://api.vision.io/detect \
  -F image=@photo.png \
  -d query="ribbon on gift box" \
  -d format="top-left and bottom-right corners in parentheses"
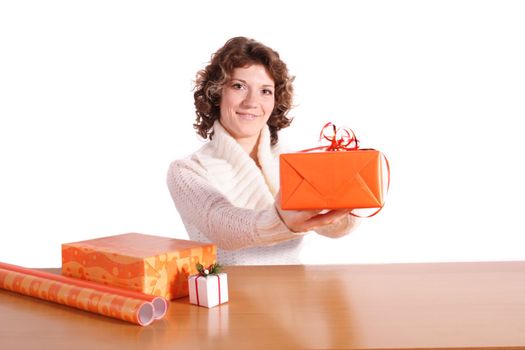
top-left (299, 122), bottom-right (390, 218)
top-left (194, 263), bottom-right (223, 307)
top-left (194, 274), bottom-right (222, 307)
top-left (301, 122), bottom-right (360, 152)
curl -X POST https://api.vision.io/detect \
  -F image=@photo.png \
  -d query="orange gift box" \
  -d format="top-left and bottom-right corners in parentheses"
top-left (62, 233), bottom-right (216, 300)
top-left (280, 150), bottom-right (384, 210)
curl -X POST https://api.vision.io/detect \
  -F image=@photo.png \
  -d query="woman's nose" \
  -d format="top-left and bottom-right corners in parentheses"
top-left (241, 90), bottom-right (258, 108)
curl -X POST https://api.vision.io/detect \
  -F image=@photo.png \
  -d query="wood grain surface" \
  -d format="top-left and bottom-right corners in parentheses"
top-left (1, 262), bottom-right (524, 350)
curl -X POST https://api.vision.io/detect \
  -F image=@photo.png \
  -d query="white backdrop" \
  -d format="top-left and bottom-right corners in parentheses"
top-left (1, 1), bottom-right (524, 267)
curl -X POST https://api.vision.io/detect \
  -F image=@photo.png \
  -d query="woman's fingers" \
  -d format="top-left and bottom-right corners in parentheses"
top-left (305, 209), bottom-right (351, 229)
top-left (290, 208), bottom-right (324, 221)
top-left (274, 205), bottom-right (322, 233)
top-left (275, 190), bottom-right (352, 233)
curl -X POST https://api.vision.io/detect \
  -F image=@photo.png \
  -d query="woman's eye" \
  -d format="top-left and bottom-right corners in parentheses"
top-left (262, 89), bottom-right (274, 95)
top-left (232, 83), bottom-right (244, 90)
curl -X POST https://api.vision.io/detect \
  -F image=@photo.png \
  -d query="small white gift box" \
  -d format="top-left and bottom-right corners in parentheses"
top-left (188, 273), bottom-right (229, 308)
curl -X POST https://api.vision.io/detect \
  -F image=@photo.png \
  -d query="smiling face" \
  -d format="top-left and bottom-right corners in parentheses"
top-left (219, 64), bottom-right (275, 150)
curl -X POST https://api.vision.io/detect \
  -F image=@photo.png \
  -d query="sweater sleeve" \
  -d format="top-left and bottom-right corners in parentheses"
top-left (166, 160), bottom-right (300, 250)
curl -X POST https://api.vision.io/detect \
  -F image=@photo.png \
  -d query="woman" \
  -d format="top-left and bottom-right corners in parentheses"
top-left (167, 37), bottom-right (359, 265)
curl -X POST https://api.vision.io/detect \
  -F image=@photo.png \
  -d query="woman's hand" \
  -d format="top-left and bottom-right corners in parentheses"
top-left (274, 191), bottom-right (351, 233)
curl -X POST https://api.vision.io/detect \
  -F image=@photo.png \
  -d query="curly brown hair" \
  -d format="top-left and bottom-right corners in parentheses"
top-left (193, 37), bottom-right (294, 145)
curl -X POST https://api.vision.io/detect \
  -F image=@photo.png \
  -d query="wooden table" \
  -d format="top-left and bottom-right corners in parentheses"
top-left (1, 262), bottom-right (525, 350)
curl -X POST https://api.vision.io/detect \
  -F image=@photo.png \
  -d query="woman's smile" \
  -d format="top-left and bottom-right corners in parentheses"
top-left (237, 112), bottom-right (260, 120)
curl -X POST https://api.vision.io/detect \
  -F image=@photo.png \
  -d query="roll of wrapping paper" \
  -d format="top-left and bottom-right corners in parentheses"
top-left (0, 262), bottom-right (168, 320)
top-left (0, 262), bottom-right (168, 326)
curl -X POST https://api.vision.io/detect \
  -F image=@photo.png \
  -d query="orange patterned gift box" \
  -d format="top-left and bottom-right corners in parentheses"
top-left (62, 233), bottom-right (216, 300)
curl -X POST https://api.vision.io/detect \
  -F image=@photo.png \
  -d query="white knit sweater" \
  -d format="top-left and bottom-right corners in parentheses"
top-left (167, 121), bottom-right (358, 265)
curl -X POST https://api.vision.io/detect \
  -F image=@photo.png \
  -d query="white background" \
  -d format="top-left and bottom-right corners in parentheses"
top-left (1, 1), bottom-right (524, 267)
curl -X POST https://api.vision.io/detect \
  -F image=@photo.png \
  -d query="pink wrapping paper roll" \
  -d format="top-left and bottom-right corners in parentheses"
top-left (0, 262), bottom-right (167, 326)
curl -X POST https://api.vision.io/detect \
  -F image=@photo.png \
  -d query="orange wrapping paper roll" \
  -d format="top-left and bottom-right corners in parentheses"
top-left (0, 263), bottom-right (158, 326)
top-left (0, 261), bottom-right (168, 320)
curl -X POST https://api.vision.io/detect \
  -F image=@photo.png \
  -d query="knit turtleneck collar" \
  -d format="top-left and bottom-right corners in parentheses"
top-left (208, 120), bottom-right (254, 165)
top-left (194, 120), bottom-right (280, 208)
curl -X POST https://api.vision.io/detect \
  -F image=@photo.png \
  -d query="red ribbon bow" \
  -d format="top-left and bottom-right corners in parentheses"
top-left (301, 122), bottom-right (361, 153)
top-left (320, 122), bottom-right (360, 151)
